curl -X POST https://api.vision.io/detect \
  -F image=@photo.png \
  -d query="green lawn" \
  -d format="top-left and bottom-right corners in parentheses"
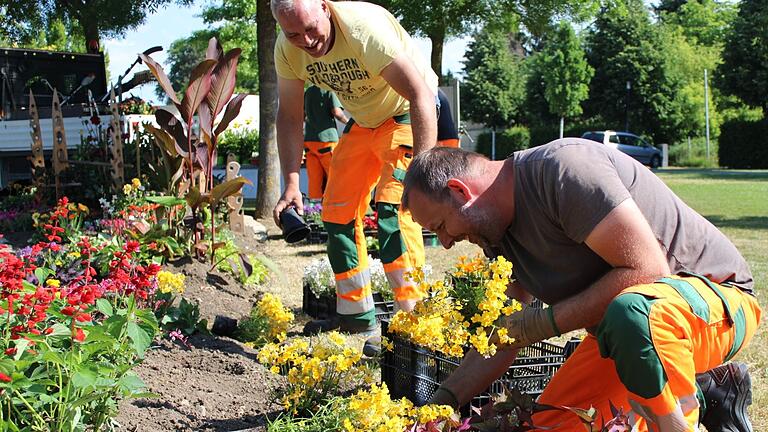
top-left (657, 168), bottom-right (767, 430)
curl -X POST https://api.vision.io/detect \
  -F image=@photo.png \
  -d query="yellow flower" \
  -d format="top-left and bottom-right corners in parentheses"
top-left (157, 271), bottom-right (185, 294)
top-left (131, 178), bottom-right (141, 188)
top-left (46, 279), bottom-right (61, 288)
top-left (122, 184), bottom-right (132, 195)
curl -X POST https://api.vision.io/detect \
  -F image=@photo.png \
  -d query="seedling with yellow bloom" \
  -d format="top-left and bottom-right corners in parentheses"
top-left (389, 256), bottom-right (522, 358)
top-left (238, 293), bottom-right (294, 346)
top-left (258, 331), bottom-right (375, 414)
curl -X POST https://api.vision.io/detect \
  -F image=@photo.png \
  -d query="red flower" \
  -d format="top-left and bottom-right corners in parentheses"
top-left (0, 373), bottom-right (11, 383)
top-left (61, 306), bottom-right (76, 316)
top-left (4, 348), bottom-right (16, 356)
top-left (73, 328), bottom-right (86, 342)
top-left (75, 313), bottom-right (92, 322)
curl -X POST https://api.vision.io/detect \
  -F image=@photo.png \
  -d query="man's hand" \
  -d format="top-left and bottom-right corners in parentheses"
top-left (272, 185), bottom-right (304, 227)
top-left (497, 304), bottom-right (561, 349)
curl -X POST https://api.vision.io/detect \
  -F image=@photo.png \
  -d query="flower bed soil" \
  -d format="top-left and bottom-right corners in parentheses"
top-left (105, 219), bottom-right (483, 431)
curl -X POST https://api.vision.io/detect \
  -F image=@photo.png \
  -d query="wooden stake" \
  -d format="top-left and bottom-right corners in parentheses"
top-left (108, 89), bottom-right (124, 191)
top-left (28, 90), bottom-right (46, 192)
top-left (51, 90), bottom-right (69, 199)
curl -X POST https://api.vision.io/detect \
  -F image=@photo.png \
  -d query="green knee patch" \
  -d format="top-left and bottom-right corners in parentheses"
top-left (376, 203), bottom-right (407, 263)
top-left (597, 293), bottom-right (668, 399)
top-left (325, 221), bottom-right (359, 273)
top-left (724, 305), bottom-right (747, 362)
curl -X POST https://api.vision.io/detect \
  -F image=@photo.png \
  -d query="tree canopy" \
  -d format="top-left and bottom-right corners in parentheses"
top-left (716, 0), bottom-right (768, 113)
top-left (461, 26), bottom-right (526, 129)
top-left (1, 0), bottom-right (192, 52)
top-left (373, 0), bottom-right (597, 82)
top-left (538, 22), bottom-right (593, 131)
top-left (584, 0), bottom-right (685, 143)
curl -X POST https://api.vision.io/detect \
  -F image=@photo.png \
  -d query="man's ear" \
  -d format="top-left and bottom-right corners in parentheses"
top-left (446, 178), bottom-right (473, 204)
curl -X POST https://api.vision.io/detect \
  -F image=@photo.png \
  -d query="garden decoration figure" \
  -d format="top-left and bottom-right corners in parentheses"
top-left (270, 0), bottom-right (439, 336)
top-left (303, 85), bottom-right (349, 200)
top-left (402, 141), bottom-right (761, 432)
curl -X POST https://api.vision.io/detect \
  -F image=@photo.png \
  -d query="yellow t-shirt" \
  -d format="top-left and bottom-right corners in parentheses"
top-left (274, 1), bottom-right (438, 128)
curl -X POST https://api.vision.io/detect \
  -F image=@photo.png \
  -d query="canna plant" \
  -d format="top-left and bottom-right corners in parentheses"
top-left (140, 37), bottom-right (251, 263)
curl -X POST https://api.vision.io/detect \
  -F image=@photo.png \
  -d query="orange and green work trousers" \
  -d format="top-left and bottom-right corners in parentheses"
top-left (321, 114), bottom-right (425, 328)
top-left (304, 141), bottom-right (337, 200)
top-left (533, 274), bottom-right (761, 431)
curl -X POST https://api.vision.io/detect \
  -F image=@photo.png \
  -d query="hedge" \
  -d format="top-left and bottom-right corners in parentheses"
top-left (718, 118), bottom-right (768, 169)
top-left (476, 127), bottom-right (530, 159)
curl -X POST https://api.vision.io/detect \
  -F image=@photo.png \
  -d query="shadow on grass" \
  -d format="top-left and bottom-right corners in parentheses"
top-left (659, 168), bottom-right (768, 182)
top-left (705, 215), bottom-right (768, 231)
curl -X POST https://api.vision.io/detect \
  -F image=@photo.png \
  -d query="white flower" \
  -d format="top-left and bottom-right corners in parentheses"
top-left (303, 257), bottom-right (336, 298)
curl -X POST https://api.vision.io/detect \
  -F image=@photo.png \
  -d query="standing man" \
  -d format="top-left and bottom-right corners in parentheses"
top-left (401, 141), bottom-right (761, 432)
top-left (270, 0), bottom-right (439, 335)
top-left (303, 85), bottom-right (348, 201)
top-left (436, 88), bottom-right (460, 148)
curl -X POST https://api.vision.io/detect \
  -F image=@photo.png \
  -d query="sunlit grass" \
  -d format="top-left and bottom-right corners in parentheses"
top-left (658, 168), bottom-right (767, 430)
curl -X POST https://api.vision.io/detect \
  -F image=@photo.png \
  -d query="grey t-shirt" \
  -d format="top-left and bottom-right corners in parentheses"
top-left (494, 138), bottom-right (753, 305)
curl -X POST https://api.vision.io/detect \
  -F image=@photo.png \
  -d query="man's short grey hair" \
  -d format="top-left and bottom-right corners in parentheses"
top-left (402, 147), bottom-right (488, 209)
top-left (271, 0), bottom-right (298, 18)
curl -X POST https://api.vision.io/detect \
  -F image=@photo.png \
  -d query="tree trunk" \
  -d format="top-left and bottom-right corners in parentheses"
top-left (82, 21), bottom-right (100, 53)
top-left (429, 32), bottom-right (445, 84)
top-left (254, 0), bottom-right (280, 219)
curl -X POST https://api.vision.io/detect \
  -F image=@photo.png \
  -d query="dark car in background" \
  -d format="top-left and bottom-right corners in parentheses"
top-left (581, 131), bottom-right (662, 168)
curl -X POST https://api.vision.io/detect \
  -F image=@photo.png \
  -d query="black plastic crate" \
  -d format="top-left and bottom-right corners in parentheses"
top-left (422, 229), bottom-right (440, 247)
top-left (302, 283), bottom-right (394, 323)
top-left (381, 319), bottom-right (576, 413)
top-left (306, 222), bottom-right (328, 244)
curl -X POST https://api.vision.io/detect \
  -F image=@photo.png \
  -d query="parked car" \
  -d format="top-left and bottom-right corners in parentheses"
top-left (581, 131), bottom-right (662, 168)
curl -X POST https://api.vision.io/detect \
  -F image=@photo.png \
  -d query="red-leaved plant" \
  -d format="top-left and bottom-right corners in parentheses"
top-left (140, 37), bottom-right (251, 263)
top-left (471, 386), bottom-right (631, 432)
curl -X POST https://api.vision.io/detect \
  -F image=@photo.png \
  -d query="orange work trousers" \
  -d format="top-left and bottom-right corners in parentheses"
top-left (304, 141), bottom-right (336, 200)
top-left (533, 274), bottom-right (761, 431)
top-left (321, 116), bottom-right (425, 326)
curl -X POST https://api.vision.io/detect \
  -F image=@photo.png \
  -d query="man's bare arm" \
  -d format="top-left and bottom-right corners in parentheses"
top-left (273, 77), bottom-right (307, 226)
top-left (380, 55), bottom-right (437, 155)
top-left (552, 198), bottom-right (671, 333)
top-left (331, 106), bottom-right (349, 125)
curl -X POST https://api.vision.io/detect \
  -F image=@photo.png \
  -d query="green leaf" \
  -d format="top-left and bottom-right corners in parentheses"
top-left (96, 299), bottom-right (114, 317)
top-left (0, 359), bottom-right (14, 375)
top-left (126, 322), bottom-right (152, 356)
top-left (145, 195), bottom-right (186, 207)
top-left (46, 323), bottom-right (72, 342)
top-left (33, 267), bottom-right (51, 285)
top-left (72, 367), bottom-right (97, 389)
top-left (119, 372), bottom-right (147, 394)
top-left (12, 339), bottom-right (30, 361)
top-left (41, 350), bottom-right (65, 366)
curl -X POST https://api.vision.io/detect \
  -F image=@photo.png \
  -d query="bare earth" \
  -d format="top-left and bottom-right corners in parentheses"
top-left (115, 219), bottom-right (482, 431)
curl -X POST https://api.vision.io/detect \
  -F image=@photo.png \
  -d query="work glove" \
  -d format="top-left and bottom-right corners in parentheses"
top-left (497, 304), bottom-right (561, 349)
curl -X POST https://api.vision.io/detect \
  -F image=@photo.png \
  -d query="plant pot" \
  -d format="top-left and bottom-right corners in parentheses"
top-left (280, 207), bottom-right (310, 243)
